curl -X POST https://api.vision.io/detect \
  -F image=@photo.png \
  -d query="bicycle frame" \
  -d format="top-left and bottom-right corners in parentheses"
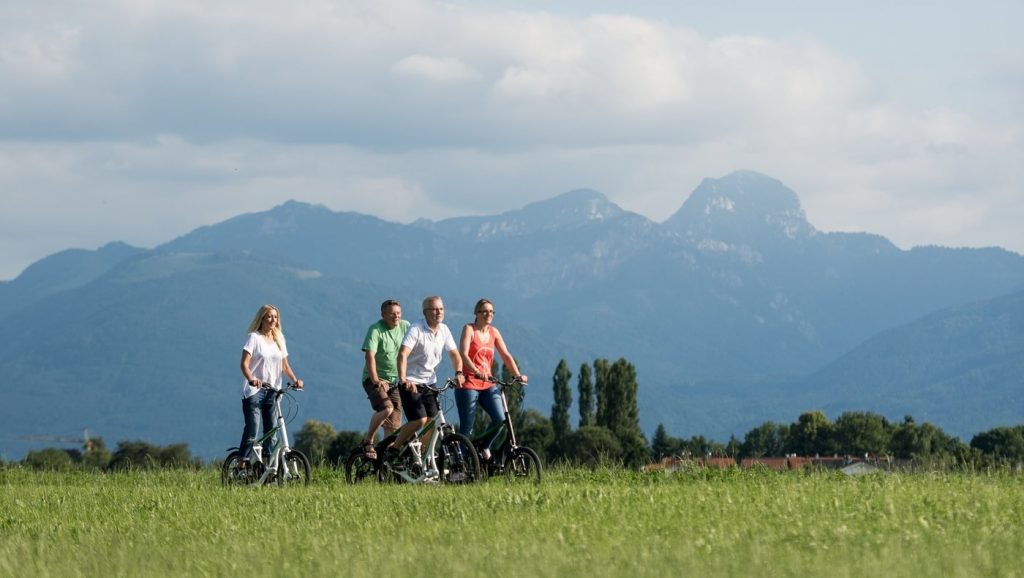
top-left (473, 377), bottom-right (534, 477)
top-left (224, 383), bottom-right (309, 486)
top-left (248, 390), bottom-right (294, 484)
top-left (345, 378), bottom-right (481, 485)
top-left (384, 386), bottom-right (457, 483)
top-left (471, 380), bottom-right (516, 453)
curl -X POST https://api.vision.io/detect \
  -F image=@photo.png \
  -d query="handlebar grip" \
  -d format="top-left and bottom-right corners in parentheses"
top-left (257, 381), bottom-right (303, 391)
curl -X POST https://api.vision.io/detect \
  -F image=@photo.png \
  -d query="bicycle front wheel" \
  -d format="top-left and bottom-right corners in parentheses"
top-left (278, 449), bottom-right (311, 486)
top-left (437, 433), bottom-right (480, 484)
top-left (504, 447), bottom-right (542, 485)
top-left (344, 451), bottom-right (378, 484)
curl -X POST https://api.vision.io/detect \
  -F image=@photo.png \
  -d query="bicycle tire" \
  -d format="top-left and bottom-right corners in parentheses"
top-left (437, 432), bottom-right (480, 484)
top-left (278, 449), bottom-right (311, 486)
top-left (221, 450), bottom-right (264, 487)
top-left (344, 451), bottom-right (378, 484)
top-left (504, 446), bottom-right (542, 485)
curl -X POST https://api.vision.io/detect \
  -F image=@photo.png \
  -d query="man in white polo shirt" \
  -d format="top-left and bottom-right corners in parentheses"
top-left (391, 295), bottom-right (465, 455)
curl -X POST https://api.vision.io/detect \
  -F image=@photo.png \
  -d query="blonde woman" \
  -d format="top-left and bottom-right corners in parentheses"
top-left (238, 304), bottom-right (303, 468)
top-left (456, 299), bottom-right (527, 437)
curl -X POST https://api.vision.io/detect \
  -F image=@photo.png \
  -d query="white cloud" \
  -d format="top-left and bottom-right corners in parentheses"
top-left (392, 55), bottom-right (480, 83)
top-left (0, 0), bottom-right (1021, 278)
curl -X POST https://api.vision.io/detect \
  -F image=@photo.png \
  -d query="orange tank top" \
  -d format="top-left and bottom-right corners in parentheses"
top-left (464, 325), bottom-right (495, 390)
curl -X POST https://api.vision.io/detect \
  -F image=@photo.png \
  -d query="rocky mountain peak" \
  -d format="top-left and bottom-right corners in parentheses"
top-left (665, 170), bottom-right (815, 244)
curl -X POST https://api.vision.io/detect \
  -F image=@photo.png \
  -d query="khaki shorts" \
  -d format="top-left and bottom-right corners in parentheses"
top-left (362, 378), bottom-right (402, 432)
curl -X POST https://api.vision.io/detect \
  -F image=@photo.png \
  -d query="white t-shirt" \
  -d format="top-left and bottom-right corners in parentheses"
top-left (241, 331), bottom-right (289, 398)
top-left (402, 319), bottom-right (457, 385)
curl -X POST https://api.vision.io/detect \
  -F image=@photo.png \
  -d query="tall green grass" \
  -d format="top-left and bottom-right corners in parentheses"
top-left (1, 467), bottom-right (1021, 577)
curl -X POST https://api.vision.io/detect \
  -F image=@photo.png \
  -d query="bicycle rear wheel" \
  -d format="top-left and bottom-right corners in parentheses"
top-left (344, 451), bottom-right (378, 484)
top-left (277, 449), bottom-right (311, 486)
top-left (221, 451), bottom-right (264, 487)
top-left (504, 447), bottom-right (542, 485)
top-left (437, 433), bottom-right (480, 484)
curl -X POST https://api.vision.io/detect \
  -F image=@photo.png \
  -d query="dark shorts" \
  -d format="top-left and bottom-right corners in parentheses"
top-left (362, 378), bottom-right (401, 413)
top-left (400, 383), bottom-right (439, 421)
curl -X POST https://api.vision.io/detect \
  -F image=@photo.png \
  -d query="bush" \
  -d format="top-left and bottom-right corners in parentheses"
top-left (327, 431), bottom-right (364, 467)
top-left (565, 426), bottom-right (622, 468)
top-left (23, 448), bottom-right (75, 471)
top-left (294, 419), bottom-right (338, 466)
top-left (109, 440), bottom-right (197, 470)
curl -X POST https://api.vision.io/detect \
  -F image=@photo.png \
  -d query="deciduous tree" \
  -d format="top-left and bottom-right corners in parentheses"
top-left (833, 411), bottom-right (890, 456)
top-left (971, 426), bottom-right (1024, 463)
top-left (741, 422), bottom-right (788, 458)
top-left (787, 410), bottom-right (834, 456)
top-left (295, 419), bottom-right (338, 466)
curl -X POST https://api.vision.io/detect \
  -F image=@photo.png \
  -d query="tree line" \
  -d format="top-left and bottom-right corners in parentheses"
top-left (10, 356), bottom-right (1024, 471)
top-left (15, 438), bottom-right (203, 471)
top-left (292, 358), bottom-right (1024, 471)
top-left (540, 357), bottom-right (1024, 469)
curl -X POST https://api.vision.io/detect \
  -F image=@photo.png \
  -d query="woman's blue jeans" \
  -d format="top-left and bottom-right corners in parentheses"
top-left (455, 386), bottom-right (504, 437)
top-left (239, 389), bottom-right (276, 461)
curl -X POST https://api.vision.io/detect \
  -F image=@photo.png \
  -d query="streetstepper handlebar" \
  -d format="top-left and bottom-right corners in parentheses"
top-left (419, 379), bottom-right (459, 394)
top-left (398, 376), bottom-right (522, 393)
top-left (256, 381), bottom-right (303, 391)
top-left (486, 375), bottom-right (527, 389)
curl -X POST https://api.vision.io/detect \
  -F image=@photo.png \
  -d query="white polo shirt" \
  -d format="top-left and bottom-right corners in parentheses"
top-left (402, 319), bottom-right (458, 384)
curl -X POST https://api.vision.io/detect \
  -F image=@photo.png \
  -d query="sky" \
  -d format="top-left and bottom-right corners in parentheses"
top-left (1, 0), bottom-right (1022, 280)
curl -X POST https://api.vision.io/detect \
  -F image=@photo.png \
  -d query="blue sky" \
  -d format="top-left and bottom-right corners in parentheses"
top-left (1, 0), bottom-right (1021, 280)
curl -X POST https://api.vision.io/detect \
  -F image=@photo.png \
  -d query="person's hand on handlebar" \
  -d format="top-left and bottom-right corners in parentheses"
top-left (292, 378), bottom-right (304, 390)
top-left (516, 375), bottom-right (528, 384)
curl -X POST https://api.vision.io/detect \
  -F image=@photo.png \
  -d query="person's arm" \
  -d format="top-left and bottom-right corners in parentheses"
top-left (240, 351), bottom-right (259, 386)
top-left (398, 345), bottom-right (413, 390)
top-left (493, 328), bottom-right (526, 383)
top-left (282, 357), bottom-right (303, 389)
top-left (447, 327), bottom-right (465, 386)
top-left (449, 347), bottom-right (465, 386)
top-left (458, 325), bottom-right (478, 379)
top-left (364, 349), bottom-right (387, 390)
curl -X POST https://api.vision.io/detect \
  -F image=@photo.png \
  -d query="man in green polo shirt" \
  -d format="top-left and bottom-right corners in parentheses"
top-left (359, 299), bottom-right (410, 459)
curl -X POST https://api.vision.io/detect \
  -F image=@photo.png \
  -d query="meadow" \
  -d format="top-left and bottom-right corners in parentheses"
top-left (1, 466), bottom-right (1021, 577)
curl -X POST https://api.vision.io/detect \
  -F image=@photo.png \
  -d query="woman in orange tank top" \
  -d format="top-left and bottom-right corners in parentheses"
top-left (456, 299), bottom-right (528, 437)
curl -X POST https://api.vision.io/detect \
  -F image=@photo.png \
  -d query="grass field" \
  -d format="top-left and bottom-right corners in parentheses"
top-left (1, 466), bottom-right (1022, 577)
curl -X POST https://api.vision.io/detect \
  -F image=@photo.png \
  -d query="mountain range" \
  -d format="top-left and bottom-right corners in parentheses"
top-left (2, 170), bottom-right (1022, 459)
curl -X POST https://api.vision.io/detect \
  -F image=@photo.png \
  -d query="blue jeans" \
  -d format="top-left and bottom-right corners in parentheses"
top-left (239, 389), bottom-right (276, 460)
top-left (455, 386), bottom-right (504, 437)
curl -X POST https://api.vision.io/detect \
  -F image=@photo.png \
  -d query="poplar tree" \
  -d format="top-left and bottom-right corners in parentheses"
top-left (607, 358), bottom-right (641, 437)
top-left (577, 363), bottom-right (595, 428)
top-left (593, 358), bottom-right (611, 428)
top-left (551, 360), bottom-right (573, 445)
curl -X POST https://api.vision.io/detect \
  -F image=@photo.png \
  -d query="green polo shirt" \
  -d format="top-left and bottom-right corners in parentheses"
top-left (360, 319), bottom-right (410, 382)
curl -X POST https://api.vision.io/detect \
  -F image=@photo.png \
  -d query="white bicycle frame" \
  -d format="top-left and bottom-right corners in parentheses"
top-left (249, 387), bottom-right (300, 484)
top-left (389, 384), bottom-right (458, 484)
